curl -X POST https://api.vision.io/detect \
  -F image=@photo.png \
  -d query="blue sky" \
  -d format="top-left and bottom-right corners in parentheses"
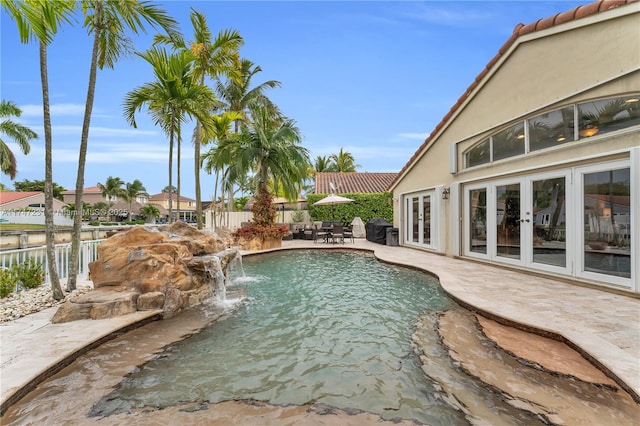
top-left (1, 0), bottom-right (587, 198)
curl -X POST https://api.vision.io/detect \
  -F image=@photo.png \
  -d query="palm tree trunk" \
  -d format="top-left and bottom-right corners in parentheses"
top-left (39, 41), bottom-right (64, 300)
top-left (68, 23), bottom-right (100, 291)
top-left (177, 123), bottom-right (181, 222)
top-left (168, 129), bottom-right (174, 222)
top-left (194, 121), bottom-right (202, 229)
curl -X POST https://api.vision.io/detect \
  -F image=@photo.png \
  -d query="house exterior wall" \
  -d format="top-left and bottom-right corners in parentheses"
top-left (392, 3), bottom-right (639, 293)
top-left (62, 192), bottom-right (107, 205)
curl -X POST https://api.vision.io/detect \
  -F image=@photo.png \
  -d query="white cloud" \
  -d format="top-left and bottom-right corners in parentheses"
top-left (396, 132), bottom-right (427, 141)
top-left (19, 103), bottom-right (111, 119)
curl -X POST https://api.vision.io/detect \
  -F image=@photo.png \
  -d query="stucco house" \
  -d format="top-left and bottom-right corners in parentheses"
top-left (0, 192), bottom-right (70, 225)
top-left (389, 0), bottom-right (638, 293)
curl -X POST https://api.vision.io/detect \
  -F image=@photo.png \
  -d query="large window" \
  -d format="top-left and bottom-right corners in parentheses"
top-left (582, 167), bottom-right (631, 279)
top-left (493, 123), bottom-right (525, 161)
top-left (463, 94), bottom-right (639, 169)
top-left (529, 107), bottom-right (575, 151)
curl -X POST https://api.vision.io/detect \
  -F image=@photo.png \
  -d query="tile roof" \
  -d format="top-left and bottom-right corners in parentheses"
top-left (315, 172), bottom-right (398, 194)
top-left (389, 0), bottom-right (637, 190)
top-left (148, 192), bottom-right (196, 202)
top-left (0, 191), bottom-right (42, 204)
top-left (61, 186), bottom-right (102, 195)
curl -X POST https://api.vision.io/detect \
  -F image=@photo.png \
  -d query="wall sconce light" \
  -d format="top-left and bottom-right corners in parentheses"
top-left (442, 187), bottom-right (450, 200)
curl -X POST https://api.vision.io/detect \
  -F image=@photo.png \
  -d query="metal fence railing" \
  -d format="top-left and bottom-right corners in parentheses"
top-left (0, 239), bottom-right (104, 288)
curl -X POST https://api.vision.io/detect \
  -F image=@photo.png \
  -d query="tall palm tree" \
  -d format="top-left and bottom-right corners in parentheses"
top-left (123, 46), bottom-right (216, 224)
top-left (215, 58), bottom-right (281, 132)
top-left (0, 100), bottom-right (37, 179)
top-left (122, 179), bottom-right (146, 221)
top-left (330, 148), bottom-right (360, 172)
top-left (214, 58), bottom-right (281, 222)
top-left (155, 9), bottom-right (243, 229)
top-left (201, 110), bottom-right (242, 229)
top-left (67, 0), bottom-right (178, 291)
top-left (214, 105), bottom-right (310, 227)
top-left (2, 0), bottom-right (75, 300)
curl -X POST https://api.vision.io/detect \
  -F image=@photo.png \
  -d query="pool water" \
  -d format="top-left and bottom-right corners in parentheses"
top-left (89, 250), bottom-right (468, 424)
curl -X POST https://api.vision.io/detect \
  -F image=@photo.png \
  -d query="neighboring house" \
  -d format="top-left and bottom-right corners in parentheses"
top-left (315, 172), bottom-right (398, 194)
top-left (0, 191), bottom-right (67, 211)
top-left (61, 186), bottom-right (111, 205)
top-left (389, 1), bottom-right (638, 293)
top-left (148, 193), bottom-right (197, 222)
top-left (0, 191), bottom-right (70, 225)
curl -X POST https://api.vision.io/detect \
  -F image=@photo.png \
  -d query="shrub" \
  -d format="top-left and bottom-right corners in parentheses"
top-left (232, 224), bottom-right (290, 240)
top-left (88, 220), bottom-right (100, 226)
top-left (12, 258), bottom-right (44, 289)
top-left (135, 220), bottom-right (145, 225)
top-left (291, 209), bottom-right (305, 223)
top-left (0, 268), bottom-right (16, 298)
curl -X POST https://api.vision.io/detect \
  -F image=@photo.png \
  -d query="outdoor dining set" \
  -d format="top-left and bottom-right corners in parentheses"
top-left (296, 221), bottom-right (354, 244)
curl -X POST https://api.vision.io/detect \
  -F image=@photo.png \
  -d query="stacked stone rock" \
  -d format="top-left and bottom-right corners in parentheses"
top-left (52, 222), bottom-right (236, 323)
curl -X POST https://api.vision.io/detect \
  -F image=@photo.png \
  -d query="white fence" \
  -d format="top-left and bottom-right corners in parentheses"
top-left (0, 239), bottom-right (103, 287)
top-left (205, 210), bottom-right (311, 231)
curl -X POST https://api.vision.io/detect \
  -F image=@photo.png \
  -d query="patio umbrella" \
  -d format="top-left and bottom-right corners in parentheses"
top-left (313, 194), bottom-right (354, 220)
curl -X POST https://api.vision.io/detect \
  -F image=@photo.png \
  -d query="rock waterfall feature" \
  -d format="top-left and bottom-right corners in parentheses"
top-left (52, 223), bottom-right (238, 323)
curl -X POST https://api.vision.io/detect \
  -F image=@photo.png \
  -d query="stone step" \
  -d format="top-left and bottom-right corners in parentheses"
top-left (412, 310), bottom-right (639, 424)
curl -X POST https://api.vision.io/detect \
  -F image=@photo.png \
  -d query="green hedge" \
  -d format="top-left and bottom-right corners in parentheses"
top-left (306, 192), bottom-right (393, 226)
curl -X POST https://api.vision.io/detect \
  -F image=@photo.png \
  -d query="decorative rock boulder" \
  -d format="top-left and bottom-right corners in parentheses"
top-left (52, 223), bottom-right (237, 323)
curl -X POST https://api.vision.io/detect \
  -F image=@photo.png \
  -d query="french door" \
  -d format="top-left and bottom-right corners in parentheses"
top-left (464, 161), bottom-right (633, 287)
top-left (405, 191), bottom-right (433, 247)
top-left (465, 171), bottom-right (570, 275)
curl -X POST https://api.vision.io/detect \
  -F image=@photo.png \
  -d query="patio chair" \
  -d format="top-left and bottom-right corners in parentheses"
top-left (343, 226), bottom-right (354, 243)
top-left (331, 224), bottom-right (345, 244)
top-left (314, 225), bottom-right (330, 243)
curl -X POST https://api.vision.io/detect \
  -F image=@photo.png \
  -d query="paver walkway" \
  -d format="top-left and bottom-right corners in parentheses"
top-left (1, 238), bottom-right (638, 415)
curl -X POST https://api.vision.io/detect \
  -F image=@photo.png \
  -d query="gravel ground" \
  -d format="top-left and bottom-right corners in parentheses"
top-left (0, 284), bottom-right (93, 323)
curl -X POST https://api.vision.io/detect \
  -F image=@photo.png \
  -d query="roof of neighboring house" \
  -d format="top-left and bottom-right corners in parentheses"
top-left (111, 200), bottom-right (144, 213)
top-left (148, 193), bottom-right (196, 202)
top-left (315, 172), bottom-right (398, 194)
top-left (0, 191), bottom-right (42, 204)
top-left (389, 0), bottom-right (637, 190)
top-left (585, 194), bottom-right (631, 206)
top-left (61, 186), bottom-right (102, 195)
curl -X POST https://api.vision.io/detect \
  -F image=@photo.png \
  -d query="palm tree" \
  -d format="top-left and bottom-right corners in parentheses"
top-left (330, 148), bottom-right (360, 172)
top-left (67, 0), bottom-right (178, 291)
top-left (214, 58), bottom-right (281, 222)
top-left (201, 110), bottom-right (242, 228)
top-left (155, 8), bottom-right (243, 229)
top-left (140, 204), bottom-right (160, 224)
top-left (0, 100), bottom-right (37, 179)
top-left (214, 105), bottom-right (310, 227)
top-left (123, 179), bottom-right (147, 221)
top-left (97, 176), bottom-right (124, 221)
top-left (123, 46), bottom-right (216, 224)
top-left (2, 0), bottom-right (75, 301)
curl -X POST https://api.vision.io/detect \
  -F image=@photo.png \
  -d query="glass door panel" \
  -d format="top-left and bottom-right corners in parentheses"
top-left (423, 195), bottom-right (431, 245)
top-left (582, 168), bottom-right (631, 279)
top-left (411, 197), bottom-right (419, 244)
top-left (496, 183), bottom-right (521, 260)
top-left (405, 192), bottom-right (434, 247)
top-left (469, 188), bottom-right (487, 254)
top-left (531, 177), bottom-right (566, 268)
